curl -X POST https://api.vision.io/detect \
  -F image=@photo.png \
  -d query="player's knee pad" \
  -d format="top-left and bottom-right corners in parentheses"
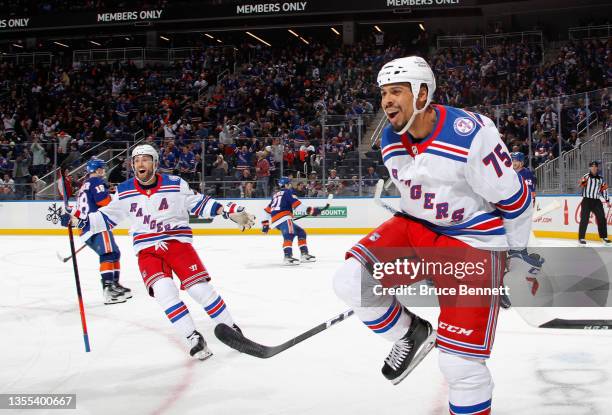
top-left (282, 230), bottom-right (295, 241)
top-left (438, 351), bottom-right (493, 402)
top-left (186, 281), bottom-right (216, 305)
top-left (294, 225), bottom-right (307, 239)
top-left (100, 251), bottom-right (120, 263)
top-left (333, 257), bottom-right (383, 306)
top-left (150, 277), bottom-right (180, 308)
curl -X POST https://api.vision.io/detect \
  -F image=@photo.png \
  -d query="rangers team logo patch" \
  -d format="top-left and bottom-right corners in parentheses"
top-left (453, 117), bottom-right (476, 136)
top-left (369, 232), bottom-right (381, 241)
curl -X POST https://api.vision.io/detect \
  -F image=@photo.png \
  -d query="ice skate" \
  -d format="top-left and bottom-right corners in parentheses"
top-left (300, 253), bottom-right (316, 263)
top-left (381, 311), bottom-right (436, 385)
top-left (578, 239), bottom-right (587, 246)
top-left (283, 256), bottom-right (300, 266)
top-left (113, 282), bottom-right (132, 299)
top-left (102, 280), bottom-right (127, 305)
top-left (602, 238), bottom-right (611, 246)
top-left (187, 330), bottom-right (213, 361)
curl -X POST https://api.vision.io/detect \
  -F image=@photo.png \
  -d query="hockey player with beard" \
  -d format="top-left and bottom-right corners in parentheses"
top-left (332, 57), bottom-right (541, 414)
top-left (63, 144), bottom-right (255, 360)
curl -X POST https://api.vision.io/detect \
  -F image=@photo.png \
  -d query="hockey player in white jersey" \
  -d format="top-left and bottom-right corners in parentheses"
top-left (64, 144), bottom-right (255, 360)
top-left (333, 57), bottom-right (541, 414)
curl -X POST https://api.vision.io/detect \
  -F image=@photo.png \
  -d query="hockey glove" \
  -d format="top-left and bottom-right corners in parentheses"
top-left (306, 206), bottom-right (323, 216)
top-left (507, 249), bottom-right (544, 277)
top-left (60, 211), bottom-right (86, 229)
top-left (261, 220), bottom-right (270, 234)
top-left (222, 202), bottom-right (255, 232)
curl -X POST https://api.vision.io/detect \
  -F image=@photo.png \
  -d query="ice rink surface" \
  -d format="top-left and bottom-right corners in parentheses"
top-left (1, 234), bottom-right (612, 415)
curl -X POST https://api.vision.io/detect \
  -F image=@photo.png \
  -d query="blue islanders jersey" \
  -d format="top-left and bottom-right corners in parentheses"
top-left (264, 189), bottom-right (302, 227)
top-left (76, 176), bottom-right (112, 241)
top-left (516, 167), bottom-right (536, 195)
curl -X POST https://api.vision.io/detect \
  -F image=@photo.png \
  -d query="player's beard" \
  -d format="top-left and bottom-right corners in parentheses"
top-left (135, 167), bottom-right (156, 185)
top-left (386, 105), bottom-right (411, 134)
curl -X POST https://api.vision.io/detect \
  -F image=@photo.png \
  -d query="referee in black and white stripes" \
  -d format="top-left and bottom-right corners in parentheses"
top-left (578, 160), bottom-right (611, 245)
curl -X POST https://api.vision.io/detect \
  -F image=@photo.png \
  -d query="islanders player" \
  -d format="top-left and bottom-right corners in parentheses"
top-left (62, 145), bottom-right (255, 360)
top-left (511, 152), bottom-right (536, 205)
top-left (333, 57), bottom-right (541, 414)
top-left (72, 158), bottom-right (131, 304)
top-left (261, 177), bottom-right (317, 265)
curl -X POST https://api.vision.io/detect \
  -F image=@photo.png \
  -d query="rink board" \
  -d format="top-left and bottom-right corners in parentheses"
top-left (0, 195), bottom-right (609, 239)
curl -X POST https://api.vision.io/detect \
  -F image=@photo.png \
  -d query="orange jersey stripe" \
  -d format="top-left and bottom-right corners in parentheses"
top-left (97, 196), bottom-right (112, 207)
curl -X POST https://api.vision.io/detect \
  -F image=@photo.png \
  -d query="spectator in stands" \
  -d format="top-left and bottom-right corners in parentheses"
top-left (241, 181), bottom-right (255, 198)
top-left (0, 155), bottom-right (12, 175)
top-left (363, 166), bottom-right (380, 192)
top-left (159, 151), bottom-right (176, 174)
top-left (212, 155), bottom-right (229, 176)
top-left (534, 135), bottom-right (552, 166)
top-left (234, 145), bottom-right (252, 179)
top-left (294, 181), bottom-right (307, 197)
top-left (540, 106), bottom-right (558, 132)
top-left (348, 175), bottom-right (362, 195)
top-left (31, 175), bottom-right (46, 197)
top-left (56, 131), bottom-right (71, 164)
top-left (0, 173), bottom-right (15, 198)
top-left (326, 169), bottom-right (343, 195)
top-left (307, 171), bottom-right (323, 197)
top-left (12, 151), bottom-right (31, 199)
top-left (179, 145), bottom-right (196, 182)
top-left (255, 151), bottom-right (271, 197)
top-left (91, 119), bottom-right (106, 143)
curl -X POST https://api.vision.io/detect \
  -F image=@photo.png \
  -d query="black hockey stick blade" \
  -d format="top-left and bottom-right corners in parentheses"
top-left (215, 324), bottom-right (273, 358)
top-left (539, 318), bottom-right (612, 330)
top-left (215, 309), bottom-right (354, 359)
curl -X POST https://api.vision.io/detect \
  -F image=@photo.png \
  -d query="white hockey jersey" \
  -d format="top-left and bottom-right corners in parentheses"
top-left (381, 104), bottom-right (532, 249)
top-left (86, 174), bottom-right (222, 254)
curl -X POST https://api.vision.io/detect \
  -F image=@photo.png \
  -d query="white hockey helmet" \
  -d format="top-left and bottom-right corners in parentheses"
top-left (131, 144), bottom-right (159, 165)
top-left (377, 56), bottom-right (436, 135)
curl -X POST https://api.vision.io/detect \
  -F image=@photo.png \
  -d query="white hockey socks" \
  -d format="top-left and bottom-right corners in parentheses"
top-left (333, 257), bottom-right (412, 342)
top-left (187, 282), bottom-right (235, 327)
top-left (438, 351), bottom-right (494, 415)
top-left (152, 278), bottom-right (197, 338)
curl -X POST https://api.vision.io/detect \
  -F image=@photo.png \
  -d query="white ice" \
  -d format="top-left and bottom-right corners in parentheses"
top-left (1, 235), bottom-right (611, 415)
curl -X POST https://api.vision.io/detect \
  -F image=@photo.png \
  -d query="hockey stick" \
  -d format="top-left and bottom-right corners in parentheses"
top-left (56, 244), bottom-right (87, 263)
top-left (373, 179), bottom-right (397, 215)
top-left (293, 194), bottom-right (334, 221)
top-left (215, 309), bottom-right (354, 358)
top-left (59, 173), bottom-right (91, 353)
top-left (538, 318), bottom-right (612, 330)
top-left (532, 200), bottom-right (561, 221)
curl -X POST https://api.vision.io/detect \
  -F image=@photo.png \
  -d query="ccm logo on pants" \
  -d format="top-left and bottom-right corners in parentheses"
top-left (440, 322), bottom-right (474, 336)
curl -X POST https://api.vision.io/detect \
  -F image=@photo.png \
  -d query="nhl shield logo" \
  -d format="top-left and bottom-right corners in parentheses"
top-left (453, 117), bottom-right (476, 136)
top-left (412, 145), bottom-right (418, 155)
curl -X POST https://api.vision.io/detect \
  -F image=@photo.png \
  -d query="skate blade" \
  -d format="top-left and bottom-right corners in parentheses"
top-left (194, 349), bottom-right (213, 361)
top-left (122, 293), bottom-right (133, 299)
top-left (391, 330), bottom-right (437, 386)
top-left (283, 262), bottom-right (300, 266)
top-left (300, 258), bottom-right (316, 263)
top-left (104, 298), bottom-right (127, 305)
